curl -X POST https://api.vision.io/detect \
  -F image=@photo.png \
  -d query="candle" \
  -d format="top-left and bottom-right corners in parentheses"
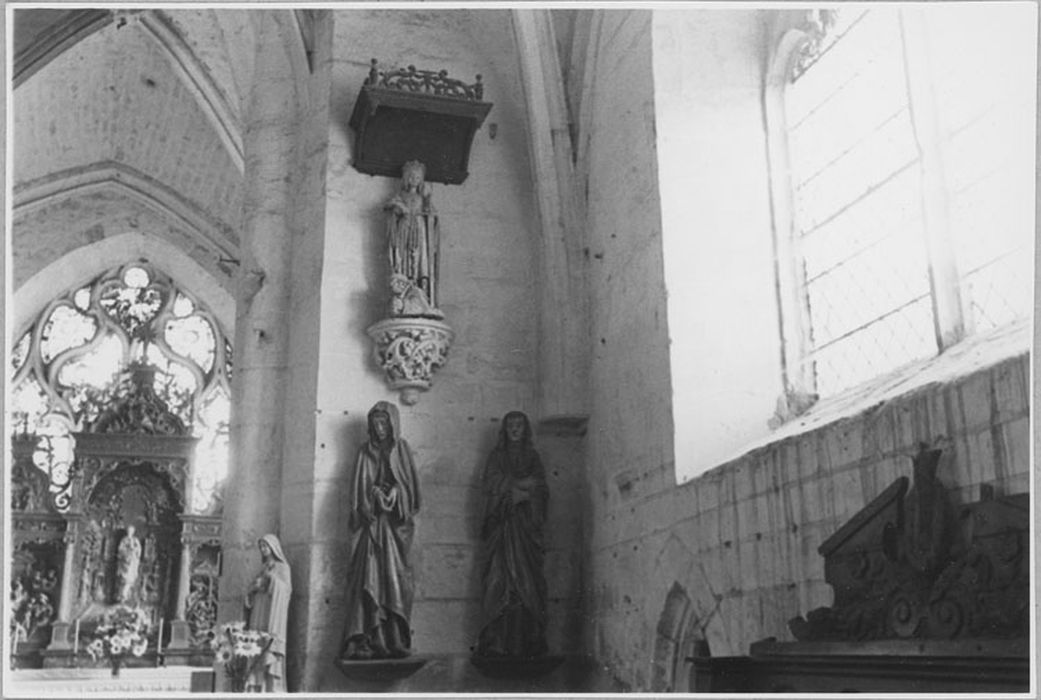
top-left (157, 618), bottom-right (164, 654)
top-left (73, 619), bottom-right (80, 657)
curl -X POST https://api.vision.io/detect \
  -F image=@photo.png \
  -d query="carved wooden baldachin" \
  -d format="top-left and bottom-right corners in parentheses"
top-left (349, 59), bottom-right (493, 185)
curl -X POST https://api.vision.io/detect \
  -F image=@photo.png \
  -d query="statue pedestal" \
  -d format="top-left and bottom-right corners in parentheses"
top-left (470, 654), bottom-right (565, 679)
top-left (366, 317), bottom-right (454, 404)
top-left (46, 622), bottom-right (72, 650)
top-left (160, 620), bottom-right (211, 666)
top-left (164, 620), bottom-right (192, 650)
top-left (335, 655), bottom-right (429, 683)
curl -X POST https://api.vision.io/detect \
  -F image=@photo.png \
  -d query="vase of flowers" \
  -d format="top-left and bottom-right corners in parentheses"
top-left (85, 606), bottom-right (149, 677)
top-left (210, 621), bottom-right (272, 692)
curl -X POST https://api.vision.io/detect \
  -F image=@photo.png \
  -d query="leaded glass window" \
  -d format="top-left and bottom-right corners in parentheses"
top-left (782, 6), bottom-right (1034, 397)
top-left (10, 262), bottom-right (232, 514)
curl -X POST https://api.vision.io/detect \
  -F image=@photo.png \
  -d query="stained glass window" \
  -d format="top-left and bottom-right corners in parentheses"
top-left (10, 262), bottom-right (232, 514)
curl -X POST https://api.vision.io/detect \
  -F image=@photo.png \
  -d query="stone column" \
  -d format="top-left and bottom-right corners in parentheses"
top-left (166, 532), bottom-right (193, 650)
top-left (216, 10), bottom-right (331, 693)
top-left (47, 517), bottom-right (80, 651)
top-left (511, 9), bottom-right (591, 421)
top-left (217, 11), bottom-right (298, 633)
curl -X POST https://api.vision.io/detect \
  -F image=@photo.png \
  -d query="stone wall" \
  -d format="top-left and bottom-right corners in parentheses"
top-left (304, 9), bottom-right (585, 690)
top-left (589, 352), bottom-right (1030, 691)
top-left (575, 9), bottom-right (1033, 692)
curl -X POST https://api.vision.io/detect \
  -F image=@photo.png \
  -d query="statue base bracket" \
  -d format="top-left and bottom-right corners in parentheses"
top-left (335, 655), bottom-right (429, 683)
top-left (470, 654), bottom-right (565, 679)
top-left (366, 317), bottom-right (454, 404)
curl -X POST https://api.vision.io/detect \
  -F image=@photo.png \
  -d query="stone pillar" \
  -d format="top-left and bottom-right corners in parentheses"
top-left (56, 518), bottom-right (79, 623)
top-left (217, 11), bottom-right (298, 636)
top-left (166, 533), bottom-right (193, 650)
top-left (216, 9), bottom-right (331, 693)
top-left (47, 517), bottom-right (80, 651)
top-left (512, 9), bottom-right (591, 421)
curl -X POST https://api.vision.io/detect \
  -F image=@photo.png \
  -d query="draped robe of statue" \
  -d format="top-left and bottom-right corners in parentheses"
top-left (385, 161), bottom-right (440, 309)
top-left (115, 528), bottom-right (142, 603)
top-left (245, 534), bottom-right (292, 693)
top-left (475, 412), bottom-right (550, 659)
top-left (341, 401), bottom-right (422, 659)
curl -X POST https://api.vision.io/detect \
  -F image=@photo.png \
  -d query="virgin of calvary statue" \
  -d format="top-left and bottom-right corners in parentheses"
top-left (341, 402), bottom-right (422, 660)
top-left (474, 411), bottom-right (550, 660)
top-left (385, 160), bottom-right (441, 314)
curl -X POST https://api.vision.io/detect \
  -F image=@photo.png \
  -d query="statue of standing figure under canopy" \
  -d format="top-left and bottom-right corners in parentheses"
top-left (385, 160), bottom-right (441, 316)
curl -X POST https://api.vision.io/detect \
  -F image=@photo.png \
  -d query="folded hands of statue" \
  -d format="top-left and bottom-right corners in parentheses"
top-left (373, 485), bottom-right (399, 512)
top-left (511, 479), bottom-right (534, 506)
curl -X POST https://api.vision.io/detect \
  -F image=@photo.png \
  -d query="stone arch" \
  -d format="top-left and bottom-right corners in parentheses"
top-left (13, 231), bottom-right (235, 342)
top-left (650, 581), bottom-right (707, 692)
top-left (13, 163), bottom-right (239, 258)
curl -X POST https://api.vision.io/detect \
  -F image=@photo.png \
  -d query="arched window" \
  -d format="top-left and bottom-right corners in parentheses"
top-left (10, 261), bottom-right (232, 513)
top-left (773, 6), bottom-right (1034, 399)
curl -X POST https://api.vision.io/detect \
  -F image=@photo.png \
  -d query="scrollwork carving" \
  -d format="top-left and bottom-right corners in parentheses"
top-left (789, 444), bottom-right (1029, 643)
top-left (367, 58), bottom-right (484, 101)
top-left (367, 317), bottom-right (454, 405)
top-left (185, 539), bottom-right (221, 647)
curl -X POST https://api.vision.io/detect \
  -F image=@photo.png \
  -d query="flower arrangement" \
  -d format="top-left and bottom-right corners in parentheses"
top-left (210, 621), bottom-right (272, 692)
top-left (85, 605), bottom-right (150, 675)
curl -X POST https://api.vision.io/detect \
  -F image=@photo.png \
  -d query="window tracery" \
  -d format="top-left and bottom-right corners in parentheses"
top-left (10, 262), bottom-right (231, 514)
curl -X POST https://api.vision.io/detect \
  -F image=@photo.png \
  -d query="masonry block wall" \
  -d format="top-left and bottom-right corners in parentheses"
top-left (590, 354), bottom-right (1030, 691)
top-left (306, 10), bottom-right (586, 689)
top-left (577, 9), bottom-right (1033, 692)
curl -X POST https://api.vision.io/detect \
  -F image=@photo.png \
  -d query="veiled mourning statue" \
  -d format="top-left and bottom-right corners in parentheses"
top-left (474, 411), bottom-right (549, 659)
top-left (244, 534), bottom-right (292, 693)
top-left (385, 160), bottom-right (440, 313)
top-left (341, 402), bottom-right (422, 660)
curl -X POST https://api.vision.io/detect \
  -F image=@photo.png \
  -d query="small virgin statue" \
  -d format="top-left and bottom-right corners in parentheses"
top-left (244, 534), bottom-right (292, 692)
top-left (115, 525), bottom-right (142, 604)
top-left (474, 411), bottom-right (550, 659)
top-left (385, 160), bottom-right (440, 311)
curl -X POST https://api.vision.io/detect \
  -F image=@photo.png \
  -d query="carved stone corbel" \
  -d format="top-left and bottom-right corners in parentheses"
top-left (366, 317), bottom-right (454, 405)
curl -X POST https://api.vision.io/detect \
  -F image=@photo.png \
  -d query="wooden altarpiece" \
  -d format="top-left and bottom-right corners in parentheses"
top-left (691, 445), bottom-right (1030, 693)
top-left (9, 433), bottom-right (68, 667)
top-left (16, 369), bottom-right (223, 669)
